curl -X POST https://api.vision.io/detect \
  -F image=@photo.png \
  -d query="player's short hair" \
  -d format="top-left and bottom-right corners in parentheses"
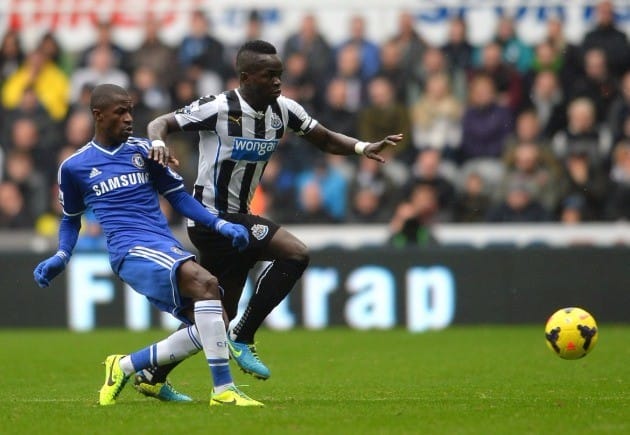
top-left (90, 83), bottom-right (129, 111)
top-left (236, 40), bottom-right (278, 73)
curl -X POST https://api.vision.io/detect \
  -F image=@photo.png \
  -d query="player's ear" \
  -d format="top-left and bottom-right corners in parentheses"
top-left (240, 71), bottom-right (249, 83)
top-left (91, 108), bottom-right (102, 121)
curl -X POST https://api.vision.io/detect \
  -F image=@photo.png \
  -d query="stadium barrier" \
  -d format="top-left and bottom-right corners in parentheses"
top-left (2, 246), bottom-right (628, 330)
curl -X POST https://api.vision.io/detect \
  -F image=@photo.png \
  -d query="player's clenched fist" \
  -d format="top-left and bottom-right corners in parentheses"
top-left (215, 220), bottom-right (250, 251)
top-left (33, 251), bottom-right (70, 288)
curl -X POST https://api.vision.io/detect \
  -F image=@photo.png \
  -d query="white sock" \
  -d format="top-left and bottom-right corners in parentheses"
top-left (193, 300), bottom-right (234, 393)
top-left (119, 326), bottom-right (202, 375)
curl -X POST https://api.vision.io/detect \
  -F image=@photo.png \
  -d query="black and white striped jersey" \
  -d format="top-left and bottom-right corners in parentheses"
top-left (174, 89), bottom-right (318, 216)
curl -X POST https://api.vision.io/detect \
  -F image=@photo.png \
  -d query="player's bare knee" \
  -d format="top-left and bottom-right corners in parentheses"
top-left (198, 274), bottom-right (220, 300)
top-left (290, 241), bottom-right (309, 266)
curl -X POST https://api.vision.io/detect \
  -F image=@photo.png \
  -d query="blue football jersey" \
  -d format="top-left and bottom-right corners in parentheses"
top-left (58, 137), bottom-right (185, 271)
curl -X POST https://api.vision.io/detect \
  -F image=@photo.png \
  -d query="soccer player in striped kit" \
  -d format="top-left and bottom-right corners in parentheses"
top-left (145, 40), bottom-right (402, 385)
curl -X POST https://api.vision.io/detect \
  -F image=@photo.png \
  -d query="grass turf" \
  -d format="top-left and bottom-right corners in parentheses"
top-left (0, 326), bottom-right (628, 434)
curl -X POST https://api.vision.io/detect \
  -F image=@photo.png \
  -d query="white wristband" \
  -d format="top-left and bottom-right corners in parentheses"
top-left (354, 141), bottom-right (369, 155)
top-left (151, 139), bottom-right (166, 148)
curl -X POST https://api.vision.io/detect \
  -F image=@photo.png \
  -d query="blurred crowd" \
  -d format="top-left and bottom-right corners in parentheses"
top-left (2, 1), bottom-right (630, 247)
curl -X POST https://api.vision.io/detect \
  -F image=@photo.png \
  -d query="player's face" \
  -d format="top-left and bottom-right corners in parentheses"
top-left (97, 96), bottom-right (134, 144)
top-left (244, 54), bottom-right (283, 104)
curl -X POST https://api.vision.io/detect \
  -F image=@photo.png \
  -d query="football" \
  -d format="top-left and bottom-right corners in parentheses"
top-left (544, 307), bottom-right (598, 359)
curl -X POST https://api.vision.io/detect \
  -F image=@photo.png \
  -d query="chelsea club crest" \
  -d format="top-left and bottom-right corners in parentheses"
top-left (270, 112), bottom-right (283, 130)
top-left (132, 153), bottom-right (145, 169)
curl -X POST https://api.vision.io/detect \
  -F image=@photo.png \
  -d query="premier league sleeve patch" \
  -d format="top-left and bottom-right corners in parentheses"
top-left (251, 224), bottom-right (269, 241)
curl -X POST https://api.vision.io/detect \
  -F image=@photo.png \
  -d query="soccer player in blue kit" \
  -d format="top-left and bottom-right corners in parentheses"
top-left (33, 84), bottom-right (263, 407)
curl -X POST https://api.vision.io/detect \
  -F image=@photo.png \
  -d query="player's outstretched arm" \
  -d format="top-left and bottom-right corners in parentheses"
top-left (163, 189), bottom-right (250, 251)
top-left (147, 113), bottom-right (181, 167)
top-left (305, 124), bottom-right (403, 163)
top-left (33, 214), bottom-right (81, 288)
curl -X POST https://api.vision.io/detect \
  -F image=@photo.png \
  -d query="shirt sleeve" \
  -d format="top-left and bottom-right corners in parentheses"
top-left (149, 160), bottom-right (186, 197)
top-left (173, 95), bottom-right (219, 131)
top-left (58, 161), bottom-right (86, 216)
top-left (281, 96), bottom-right (319, 136)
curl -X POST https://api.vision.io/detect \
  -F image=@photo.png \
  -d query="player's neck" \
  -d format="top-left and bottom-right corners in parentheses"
top-left (238, 88), bottom-right (267, 112)
top-left (92, 133), bottom-right (124, 149)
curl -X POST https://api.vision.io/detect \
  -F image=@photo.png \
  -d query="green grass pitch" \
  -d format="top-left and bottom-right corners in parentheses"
top-left (1, 326), bottom-right (628, 434)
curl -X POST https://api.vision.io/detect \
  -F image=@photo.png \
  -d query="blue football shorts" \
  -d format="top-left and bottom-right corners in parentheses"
top-left (118, 242), bottom-right (195, 324)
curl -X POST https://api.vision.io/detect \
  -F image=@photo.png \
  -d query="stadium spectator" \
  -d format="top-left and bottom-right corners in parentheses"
top-left (546, 16), bottom-right (583, 88)
top-left (129, 15), bottom-right (177, 88)
top-left (440, 17), bottom-right (471, 102)
top-left (0, 180), bottom-right (34, 228)
top-left (410, 72), bottom-right (462, 157)
top-left (472, 41), bottom-right (523, 111)
top-left (318, 78), bottom-right (358, 138)
top-left (347, 185), bottom-right (388, 223)
top-left (557, 145), bottom-right (609, 220)
top-left (332, 44), bottom-right (366, 112)
top-left (227, 11), bottom-right (280, 70)
top-left (130, 66), bottom-right (171, 135)
top-left (337, 15), bottom-right (380, 81)
top-left (281, 51), bottom-right (317, 111)
top-left (70, 46), bottom-right (129, 102)
top-left (571, 48), bottom-right (618, 122)
top-left (453, 171), bottom-right (491, 223)
top-left (485, 179), bottom-right (550, 223)
top-left (523, 71), bottom-right (567, 140)
top-left (358, 76), bottom-right (412, 159)
top-left (63, 109), bottom-right (93, 150)
top-left (283, 13), bottom-right (334, 85)
top-left (499, 142), bottom-right (559, 211)
top-left (493, 16), bottom-right (533, 73)
top-left (37, 32), bottom-right (69, 72)
top-left (605, 141), bottom-right (630, 220)
top-left (551, 97), bottom-right (613, 164)
top-left (442, 17), bottom-right (474, 74)
top-left (178, 10), bottom-right (227, 79)
top-left (3, 150), bottom-right (48, 220)
top-left (389, 11), bottom-right (427, 85)
top-left (503, 111), bottom-right (561, 178)
top-left (0, 86), bottom-right (61, 154)
top-left (607, 70), bottom-right (630, 142)
top-left (409, 47), bottom-right (449, 102)
top-left (77, 21), bottom-right (128, 72)
top-left (581, 0), bottom-right (630, 79)
top-left (504, 110), bottom-right (546, 148)
top-left (376, 39), bottom-right (408, 104)
top-left (389, 182), bottom-right (439, 247)
top-left (522, 41), bottom-right (564, 96)
top-left (296, 157), bottom-right (348, 222)
top-left (406, 148), bottom-right (456, 218)
top-left (1, 49), bottom-right (69, 120)
top-left (295, 180), bottom-right (338, 224)
top-left (0, 30), bottom-right (23, 82)
top-left (459, 73), bottom-right (513, 161)
top-left (8, 117), bottom-right (42, 160)
top-left (347, 156), bottom-right (399, 223)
